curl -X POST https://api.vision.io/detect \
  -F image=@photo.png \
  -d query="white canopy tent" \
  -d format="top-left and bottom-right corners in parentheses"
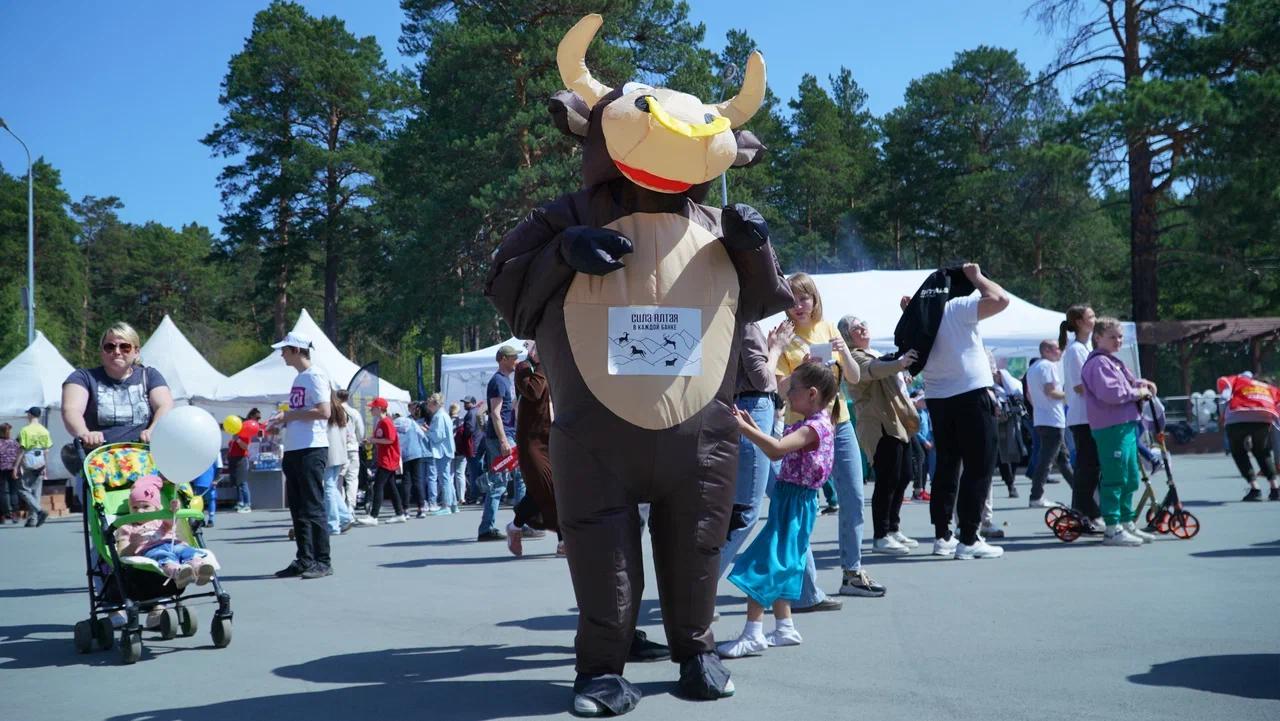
top-left (0, 331), bottom-right (77, 479)
top-left (199, 309), bottom-right (412, 421)
top-left (139, 315), bottom-right (228, 402)
top-left (759, 270), bottom-right (1139, 369)
top-left (439, 337), bottom-right (527, 408)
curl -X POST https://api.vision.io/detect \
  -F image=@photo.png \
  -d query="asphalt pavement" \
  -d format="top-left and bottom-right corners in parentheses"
top-left (1, 454), bottom-right (1276, 721)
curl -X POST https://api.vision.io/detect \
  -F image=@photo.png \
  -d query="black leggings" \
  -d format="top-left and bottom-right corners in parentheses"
top-left (0, 469), bottom-right (18, 516)
top-left (1226, 422), bottom-right (1277, 482)
top-left (871, 434), bottom-right (913, 538)
top-left (1068, 424), bottom-right (1102, 518)
top-left (927, 388), bottom-right (996, 545)
top-left (369, 467), bottom-right (406, 518)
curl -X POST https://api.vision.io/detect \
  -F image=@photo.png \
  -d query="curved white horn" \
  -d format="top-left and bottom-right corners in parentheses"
top-left (715, 51), bottom-right (767, 128)
top-left (557, 14), bottom-right (613, 107)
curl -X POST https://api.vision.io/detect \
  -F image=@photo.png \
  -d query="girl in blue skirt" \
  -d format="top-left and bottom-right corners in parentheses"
top-left (718, 361), bottom-right (839, 658)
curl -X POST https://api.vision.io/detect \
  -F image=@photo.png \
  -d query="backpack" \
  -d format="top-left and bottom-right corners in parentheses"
top-left (454, 420), bottom-right (476, 459)
top-left (21, 448), bottom-right (46, 471)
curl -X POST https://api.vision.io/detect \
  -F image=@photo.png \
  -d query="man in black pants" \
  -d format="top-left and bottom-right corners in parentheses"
top-left (269, 332), bottom-right (334, 579)
top-left (920, 263), bottom-right (1010, 560)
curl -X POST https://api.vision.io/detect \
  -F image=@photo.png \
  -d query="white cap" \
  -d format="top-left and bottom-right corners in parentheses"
top-left (271, 332), bottom-right (313, 350)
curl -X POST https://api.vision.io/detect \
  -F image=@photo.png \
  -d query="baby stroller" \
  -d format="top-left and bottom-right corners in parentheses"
top-left (71, 442), bottom-right (233, 663)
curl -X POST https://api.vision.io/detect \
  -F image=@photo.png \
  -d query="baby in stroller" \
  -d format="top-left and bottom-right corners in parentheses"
top-left (116, 475), bottom-right (219, 589)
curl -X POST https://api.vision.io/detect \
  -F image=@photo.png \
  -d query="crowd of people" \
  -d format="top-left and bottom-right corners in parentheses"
top-left (9, 279), bottom-right (1279, 668)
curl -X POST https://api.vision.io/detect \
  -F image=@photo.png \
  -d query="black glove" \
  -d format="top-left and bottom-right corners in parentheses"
top-left (559, 226), bottom-right (633, 276)
top-left (721, 203), bottom-right (768, 251)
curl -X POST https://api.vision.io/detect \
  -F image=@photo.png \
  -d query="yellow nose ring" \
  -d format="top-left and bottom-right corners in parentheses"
top-left (643, 96), bottom-right (731, 138)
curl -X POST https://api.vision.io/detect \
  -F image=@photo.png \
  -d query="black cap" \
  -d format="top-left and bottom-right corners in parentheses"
top-left (25, 406), bottom-right (41, 418)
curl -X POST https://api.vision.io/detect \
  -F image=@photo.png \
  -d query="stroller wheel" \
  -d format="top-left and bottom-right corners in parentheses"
top-left (1170, 511), bottom-right (1200, 539)
top-left (158, 608), bottom-right (179, 641)
top-left (120, 630), bottom-right (142, 664)
top-left (74, 620), bottom-right (93, 654)
top-left (211, 615), bottom-right (232, 649)
top-left (178, 606), bottom-right (198, 637)
top-left (93, 617), bottom-right (114, 651)
top-left (1044, 507), bottom-right (1066, 529)
top-left (1053, 514), bottom-right (1082, 542)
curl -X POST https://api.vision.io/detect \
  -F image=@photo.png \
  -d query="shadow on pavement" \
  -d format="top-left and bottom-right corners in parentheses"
top-left (1128, 654), bottom-right (1280, 700)
top-left (373, 538), bottom-right (476, 548)
top-left (0, 623), bottom-right (206, 669)
top-left (105, 644), bottom-right (576, 721)
top-left (0, 586), bottom-right (82, 599)
top-left (497, 597), bottom-right (741, 633)
top-left (1191, 539), bottom-right (1280, 559)
top-left (380, 555), bottom-right (535, 569)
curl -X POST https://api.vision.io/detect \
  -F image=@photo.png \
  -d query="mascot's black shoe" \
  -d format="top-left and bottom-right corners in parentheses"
top-left (627, 629), bottom-right (671, 662)
top-left (572, 673), bottom-right (642, 717)
top-left (676, 652), bottom-right (735, 701)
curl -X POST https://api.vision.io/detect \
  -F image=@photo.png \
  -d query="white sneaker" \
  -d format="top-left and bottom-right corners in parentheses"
top-left (766, 626), bottom-right (803, 647)
top-left (1028, 498), bottom-right (1059, 508)
top-left (890, 531), bottom-right (919, 548)
top-left (236, 505), bottom-right (252, 514)
top-left (932, 536), bottom-right (959, 557)
top-left (385, 515), bottom-right (407, 524)
top-left (1102, 526), bottom-right (1143, 547)
top-left (353, 515), bottom-right (378, 526)
top-left (1125, 522), bottom-right (1156, 543)
top-left (873, 536), bottom-right (910, 555)
top-left (716, 633), bottom-right (768, 658)
top-left (955, 539), bottom-right (1004, 560)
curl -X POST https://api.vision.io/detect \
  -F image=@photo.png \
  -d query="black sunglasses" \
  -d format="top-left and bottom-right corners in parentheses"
top-left (102, 342), bottom-right (134, 353)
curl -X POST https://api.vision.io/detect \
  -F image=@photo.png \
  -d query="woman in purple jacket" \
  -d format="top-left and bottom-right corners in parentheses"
top-left (1081, 318), bottom-right (1159, 547)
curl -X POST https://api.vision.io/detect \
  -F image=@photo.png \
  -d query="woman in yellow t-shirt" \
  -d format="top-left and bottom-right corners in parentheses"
top-left (775, 272), bottom-right (884, 601)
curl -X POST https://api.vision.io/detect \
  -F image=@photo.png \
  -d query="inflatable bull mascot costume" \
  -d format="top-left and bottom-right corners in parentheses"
top-left (486, 14), bottom-right (792, 716)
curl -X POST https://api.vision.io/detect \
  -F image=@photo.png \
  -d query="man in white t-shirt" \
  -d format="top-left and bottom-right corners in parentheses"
top-left (922, 263), bottom-right (1010, 561)
top-left (267, 332), bottom-right (333, 580)
top-left (1025, 340), bottom-right (1075, 507)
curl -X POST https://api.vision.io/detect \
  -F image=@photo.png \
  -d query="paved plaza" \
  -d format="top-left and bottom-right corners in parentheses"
top-left (1, 455), bottom-right (1277, 721)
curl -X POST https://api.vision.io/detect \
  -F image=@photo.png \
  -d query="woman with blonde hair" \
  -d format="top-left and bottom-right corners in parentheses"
top-left (62, 321), bottom-right (173, 450)
top-left (323, 388), bottom-right (354, 535)
top-left (776, 273), bottom-right (884, 602)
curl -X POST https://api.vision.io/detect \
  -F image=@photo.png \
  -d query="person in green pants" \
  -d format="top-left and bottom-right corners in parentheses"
top-left (1080, 318), bottom-right (1159, 547)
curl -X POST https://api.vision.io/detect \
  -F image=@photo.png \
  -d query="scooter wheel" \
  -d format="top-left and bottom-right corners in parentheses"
top-left (1153, 510), bottom-right (1172, 534)
top-left (1044, 506), bottom-right (1066, 529)
top-left (1170, 510), bottom-right (1200, 539)
top-left (1053, 514), bottom-right (1081, 542)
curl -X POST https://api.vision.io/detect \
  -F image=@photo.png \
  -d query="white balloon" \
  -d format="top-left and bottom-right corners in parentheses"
top-left (150, 405), bottom-right (222, 482)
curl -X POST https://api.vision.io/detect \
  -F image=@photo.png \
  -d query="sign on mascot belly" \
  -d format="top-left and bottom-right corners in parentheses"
top-left (484, 13), bottom-right (793, 716)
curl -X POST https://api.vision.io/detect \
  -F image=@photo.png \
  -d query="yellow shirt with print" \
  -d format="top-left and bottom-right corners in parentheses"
top-left (774, 319), bottom-right (850, 425)
top-left (19, 422), bottom-right (52, 451)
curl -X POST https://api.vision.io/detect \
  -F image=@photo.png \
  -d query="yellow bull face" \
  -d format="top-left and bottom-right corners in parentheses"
top-left (601, 86), bottom-right (739, 193)
top-left (557, 14), bottom-right (766, 194)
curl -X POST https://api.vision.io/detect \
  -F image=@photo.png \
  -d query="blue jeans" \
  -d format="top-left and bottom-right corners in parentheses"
top-left (719, 394), bottom-right (776, 577)
top-left (324, 465), bottom-right (353, 534)
top-left (478, 435), bottom-right (515, 534)
top-left (142, 542), bottom-right (206, 566)
top-left (197, 486), bottom-right (216, 522)
top-left (798, 419), bottom-right (865, 605)
top-left (229, 455), bottom-right (250, 507)
top-left (427, 456), bottom-right (456, 509)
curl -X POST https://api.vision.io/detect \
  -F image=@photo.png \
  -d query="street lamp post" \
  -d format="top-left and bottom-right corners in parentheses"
top-left (0, 118), bottom-right (35, 346)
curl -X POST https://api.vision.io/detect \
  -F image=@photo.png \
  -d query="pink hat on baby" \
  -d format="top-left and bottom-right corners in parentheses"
top-left (129, 475), bottom-right (163, 508)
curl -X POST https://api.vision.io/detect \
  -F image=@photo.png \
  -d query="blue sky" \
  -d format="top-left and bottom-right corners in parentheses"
top-left (0, 1), bottom-right (1060, 236)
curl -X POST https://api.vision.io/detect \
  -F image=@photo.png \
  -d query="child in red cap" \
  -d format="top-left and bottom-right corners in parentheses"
top-left (115, 475), bottom-right (219, 589)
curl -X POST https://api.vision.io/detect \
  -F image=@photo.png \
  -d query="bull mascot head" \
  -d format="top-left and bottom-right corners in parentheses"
top-left (549, 14), bottom-right (768, 195)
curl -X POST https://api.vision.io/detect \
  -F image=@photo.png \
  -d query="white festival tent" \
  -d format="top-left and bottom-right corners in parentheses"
top-left (0, 331), bottom-right (77, 479)
top-left (439, 338), bottom-right (527, 408)
top-left (438, 270), bottom-right (1137, 404)
top-left (199, 309), bottom-right (411, 421)
top-left (139, 315), bottom-right (228, 402)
